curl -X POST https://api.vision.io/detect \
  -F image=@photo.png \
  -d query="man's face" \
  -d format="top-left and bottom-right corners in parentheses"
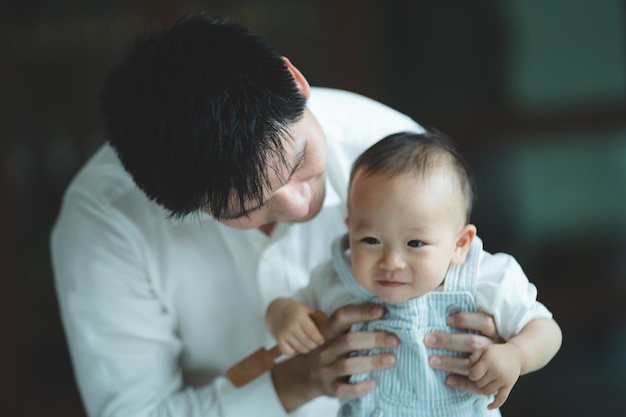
top-left (216, 107), bottom-right (327, 229)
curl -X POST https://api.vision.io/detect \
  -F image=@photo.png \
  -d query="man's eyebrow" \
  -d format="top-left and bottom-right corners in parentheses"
top-left (220, 141), bottom-right (308, 220)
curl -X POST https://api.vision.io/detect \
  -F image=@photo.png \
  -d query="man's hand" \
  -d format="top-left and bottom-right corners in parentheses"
top-left (271, 303), bottom-right (399, 412)
top-left (425, 311), bottom-right (503, 394)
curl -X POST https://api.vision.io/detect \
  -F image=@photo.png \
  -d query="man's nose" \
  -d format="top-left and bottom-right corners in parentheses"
top-left (270, 182), bottom-right (308, 220)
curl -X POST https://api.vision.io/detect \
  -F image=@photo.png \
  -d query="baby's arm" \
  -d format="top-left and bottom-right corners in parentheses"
top-left (468, 317), bottom-right (562, 409)
top-left (266, 297), bottom-right (325, 355)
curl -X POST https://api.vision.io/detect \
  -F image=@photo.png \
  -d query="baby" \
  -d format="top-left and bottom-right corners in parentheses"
top-left (266, 131), bottom-right (562, 416)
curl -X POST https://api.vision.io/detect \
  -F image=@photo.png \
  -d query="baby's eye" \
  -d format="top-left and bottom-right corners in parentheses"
top-left (407, 240), bottom-right (424, 248)
top-left (361, 237), bottom-right (380, 245)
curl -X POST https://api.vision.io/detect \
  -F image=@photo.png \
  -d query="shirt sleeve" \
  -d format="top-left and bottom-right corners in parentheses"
top-left (475, 251), bottom-right (553, 341)
top-left (294, 260), bottom-right (356, 317)
top-left (51, 188), bottom-right (288, 417)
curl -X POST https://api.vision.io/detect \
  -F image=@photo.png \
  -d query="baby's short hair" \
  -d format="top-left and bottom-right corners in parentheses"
top-left (350, 130), bottom-right (475, 223)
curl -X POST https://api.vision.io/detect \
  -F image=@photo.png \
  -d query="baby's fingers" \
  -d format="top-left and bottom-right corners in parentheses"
top-left (468, 359), bottom-right (488, 383)
top-left (488, 385), bottom-right (512, 410)
top-left (303, 320), bottom-right (325, 345)
top-left (277, 339), bottom-right (296, 356)
top-left (290, 331), bottom-right (320, 353)
top-left (281, 331), bottom-right (315, 354)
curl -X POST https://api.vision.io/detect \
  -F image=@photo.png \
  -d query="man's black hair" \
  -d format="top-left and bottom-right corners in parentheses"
top-left (100, 13), bottom-right (307, 219)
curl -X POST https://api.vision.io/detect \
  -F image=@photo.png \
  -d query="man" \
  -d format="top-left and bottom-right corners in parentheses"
top-left (51, 13), bottom-right (501, 417)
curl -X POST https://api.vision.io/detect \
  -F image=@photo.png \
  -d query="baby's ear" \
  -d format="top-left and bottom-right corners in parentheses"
top-left (344, 217), bottom-right (350, 228)
top-left (451, 224), bottom-right (477, 265)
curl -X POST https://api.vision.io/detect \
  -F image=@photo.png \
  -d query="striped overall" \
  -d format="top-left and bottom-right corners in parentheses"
top-left (332, 236), bottom-right (501, 417)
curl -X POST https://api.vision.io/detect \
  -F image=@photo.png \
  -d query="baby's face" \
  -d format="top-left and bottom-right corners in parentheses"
top-left (346, 169), bottom-right (467, 304)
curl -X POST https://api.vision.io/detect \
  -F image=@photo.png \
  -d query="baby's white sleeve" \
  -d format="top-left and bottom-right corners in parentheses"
top-left (475, 251), bottom-right (553, 341)
top-left (293, 260), bottom-right (357, 316)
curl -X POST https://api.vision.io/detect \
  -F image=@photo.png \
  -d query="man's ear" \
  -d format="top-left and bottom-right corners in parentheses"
top-left (282, 57), bottom-right (310, 99)
top-left (344, 217), bottom-right (350, 229)
top-left (450, 224), bottom-right (477, 265)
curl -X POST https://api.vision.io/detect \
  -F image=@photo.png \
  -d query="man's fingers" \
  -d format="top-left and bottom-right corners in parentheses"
top-left (342, 330), bottom-right (400, 353)
top-left (321, 330), bottom-right (399, 361)
top-left (425, 332), bottom-right (493, 353)
top-left (444, 375), bottom-right (484, 394)
top-left (315, 328), bottom-right (398, 398)
top-left (309, 303), bottom-right (402, 400)
top-left (333, 379), bottom-right (376, 399)
top-left (328, 304), bottom-right (385, 337)
top-left (334, 351), bottom-right (396, 377)
top-left (446, 312), bottom-right (503, 342)
top-left (428, 354), bottom-right (470, 376)
top-left (321, 351), bottom-right (395, 397)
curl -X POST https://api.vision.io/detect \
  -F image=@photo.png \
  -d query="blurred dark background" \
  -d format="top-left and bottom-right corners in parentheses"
top-left (1, 1), bottom-right (625, 416)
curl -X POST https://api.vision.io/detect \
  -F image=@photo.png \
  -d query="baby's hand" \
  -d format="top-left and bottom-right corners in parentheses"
top-left (468, 343), bottom-right (522, 409)
top-left (266, 299), bottom-right (325, 355)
